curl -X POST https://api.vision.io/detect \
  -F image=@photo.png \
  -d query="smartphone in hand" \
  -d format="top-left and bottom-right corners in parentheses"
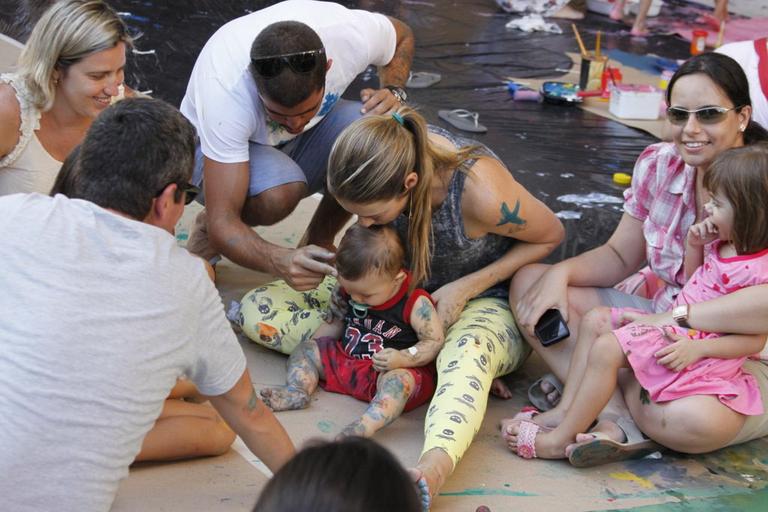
top-left (534, 309), bottom-right (570, 347)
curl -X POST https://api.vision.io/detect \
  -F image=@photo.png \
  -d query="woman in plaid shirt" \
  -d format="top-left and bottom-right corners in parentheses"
top-left (507, 52), bottom-right (768, 465)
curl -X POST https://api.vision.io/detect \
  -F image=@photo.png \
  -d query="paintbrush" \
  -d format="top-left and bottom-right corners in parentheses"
top-left (716, 20), bottom-right (726, 48)
top-left (595, 30), bottom-right (601, 59)
top-left (572, 23), bottom-right (589, 58)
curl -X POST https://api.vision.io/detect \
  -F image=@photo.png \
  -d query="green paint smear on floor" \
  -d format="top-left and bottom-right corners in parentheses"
top-left (606, 487), bottom-right (768, 511)
top-left (440, 488), bottom-right (537, 497)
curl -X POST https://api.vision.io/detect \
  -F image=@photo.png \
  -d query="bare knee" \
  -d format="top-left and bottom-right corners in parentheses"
top-left (588, 332), bottom-right (623, 368)
top-left (379, 369), bottom-right (416, 396)
top-left (581, 307), bottom-right (613, 336)
top-left (633, 399), bottom-right (744, 454)
top-left (241, 182), bottom-right (306, 226)
top-left (209, 419), bottom-right (236, 456)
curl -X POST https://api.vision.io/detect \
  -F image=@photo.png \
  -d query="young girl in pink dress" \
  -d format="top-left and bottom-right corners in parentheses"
top-left (507, 143), bottom-right (768, 460)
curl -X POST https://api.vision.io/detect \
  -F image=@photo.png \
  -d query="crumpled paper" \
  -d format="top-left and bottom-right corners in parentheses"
top-left (506, 13), bottom-right (564, 34)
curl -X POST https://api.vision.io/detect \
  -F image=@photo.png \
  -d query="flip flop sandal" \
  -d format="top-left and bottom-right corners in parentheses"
top-left (567, 417), bottom-right (662, 468)
top-left (527, 373), bottom-right (563, 412)
top-left (500, 406), bottom-right (541, 442)
top-left (438, 109), bottom-right (488, 133)
top-left (514, 420), bottom-right (543, 459)
top-left (407, 71), bottom-right (442, 89)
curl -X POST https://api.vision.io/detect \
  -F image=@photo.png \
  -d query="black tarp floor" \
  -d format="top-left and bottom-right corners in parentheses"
top-left (2, 1), bottom-right (768, 511)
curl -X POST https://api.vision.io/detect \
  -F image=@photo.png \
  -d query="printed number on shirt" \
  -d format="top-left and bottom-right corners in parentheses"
top-left (344, 326), bottom-right (384, 358)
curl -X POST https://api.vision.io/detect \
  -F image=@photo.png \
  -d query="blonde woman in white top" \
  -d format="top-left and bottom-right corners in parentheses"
top-left (0, 0), bottom-right (131, 195)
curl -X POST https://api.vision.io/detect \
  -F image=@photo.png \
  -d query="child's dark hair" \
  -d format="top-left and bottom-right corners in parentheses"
top-left (253, 437), bottom-right (421, 512)
top-left (704, 143), bottom-right (768, 255)
top-left (335, 224), bottom-right (405, 281)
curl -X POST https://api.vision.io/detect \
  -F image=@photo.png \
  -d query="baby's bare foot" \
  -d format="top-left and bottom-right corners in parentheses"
top-left (259, 386), bottom-right (310, 411)
top-left (490, 377), bottom-right (513, 399)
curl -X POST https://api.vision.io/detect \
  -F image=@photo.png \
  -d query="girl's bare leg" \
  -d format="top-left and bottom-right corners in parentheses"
top-left (339, 369), bottom-right (415, 438)
top-left (630, 0), bottom-right (653, 35)
top-left (713, 0), bottom-right (729, 22)
top-left (503, 307), bottom-right (614, 434)
top-left (260, 339), bottom-right (324, 411)
top-left (135, 399), bottom-right (234, 462)
top-left (506, 332), bottom-right (628, 458)
top-left (508, 264), bottom-right (635, 436)
top-left (623, 375), bottom-right (745, 452)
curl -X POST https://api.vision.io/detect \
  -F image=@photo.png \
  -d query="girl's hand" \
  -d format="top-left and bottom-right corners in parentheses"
top-left (686, 218), bottom-right (718, 247)
top-left (325, 283), bottom-right (348, 323)
top-left (515, 266), bottom-right (570, 337)
top-left (431, 281), bottom-right (470, 331)
top-left (654, 328), bottom-right (702, 371)
top-left (372, 348), bottom-right (406, 372)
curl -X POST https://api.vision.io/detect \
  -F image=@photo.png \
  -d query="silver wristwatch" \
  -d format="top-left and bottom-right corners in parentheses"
top-left (385, 85), bottom-right (408, 103)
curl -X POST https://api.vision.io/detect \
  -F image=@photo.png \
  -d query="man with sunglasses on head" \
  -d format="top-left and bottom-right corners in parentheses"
top-left (0, 97), bottom-right (294, 511)
top-left (180, 0), bottom-right (414, 291)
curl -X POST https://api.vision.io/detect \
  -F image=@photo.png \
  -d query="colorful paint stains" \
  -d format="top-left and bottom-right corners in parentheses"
top-left (440, 487), bottom-right (538, 497)
top-left (316, 419), bottom-right (335, 433)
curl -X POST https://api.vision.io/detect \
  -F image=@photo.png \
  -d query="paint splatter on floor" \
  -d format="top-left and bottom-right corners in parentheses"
top-left (316, 420), bottom-right (335, 433)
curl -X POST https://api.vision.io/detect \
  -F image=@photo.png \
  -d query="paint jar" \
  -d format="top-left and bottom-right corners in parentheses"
top-left (690, 30), bottom-right (708, 55)
top-left (601, 67), bottom-right (623, 92)
top-left (579, 55), bottom-right (608, 91)
top-left (658, 68), bottom-right (674, 90)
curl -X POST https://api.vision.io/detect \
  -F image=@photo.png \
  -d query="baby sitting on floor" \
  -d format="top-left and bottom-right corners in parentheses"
top-left (260, 224), bottom-right (444, 437)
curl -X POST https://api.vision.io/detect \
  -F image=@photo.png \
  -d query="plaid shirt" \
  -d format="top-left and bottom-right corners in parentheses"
top-left (622, 142), bottom-right (698, 311)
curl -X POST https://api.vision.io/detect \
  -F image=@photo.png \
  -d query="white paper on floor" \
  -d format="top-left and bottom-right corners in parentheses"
top-left (232, 437), bottom-right (273, 477)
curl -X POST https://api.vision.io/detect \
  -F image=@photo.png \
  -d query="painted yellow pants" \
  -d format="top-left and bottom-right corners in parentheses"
top-left (235, 278), bottom-right (530, 466)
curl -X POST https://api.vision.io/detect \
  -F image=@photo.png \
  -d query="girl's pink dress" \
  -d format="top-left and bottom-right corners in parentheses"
top-left (613, 242), bottom-right (768, 416)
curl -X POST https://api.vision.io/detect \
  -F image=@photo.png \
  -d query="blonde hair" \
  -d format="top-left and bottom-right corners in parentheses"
top-left (17, 0), bottom-right (131, 111)
top-left (327, 106), bottom-right (477, 288)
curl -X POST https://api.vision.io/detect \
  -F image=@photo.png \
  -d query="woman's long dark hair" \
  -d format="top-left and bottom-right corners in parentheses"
top-left (667, 52), bottom-right (768, 145)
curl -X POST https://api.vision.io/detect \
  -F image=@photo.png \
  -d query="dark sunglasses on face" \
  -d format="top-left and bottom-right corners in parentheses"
top-left (250, 49), bottom-right (324, 79)
top-left (666, 105), bottom-right (743, 125)
top-left (156, 182), bottom-right (200, 205)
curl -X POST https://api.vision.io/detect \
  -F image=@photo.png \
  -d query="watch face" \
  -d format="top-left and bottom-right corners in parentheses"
top-left (387, 86), bottom-right (407, 102)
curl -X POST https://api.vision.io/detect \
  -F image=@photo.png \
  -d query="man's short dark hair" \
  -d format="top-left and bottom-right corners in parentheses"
top-left (249, 21), bottom-right (327, 107)
top-left (60, 97), bottom-right (197, 219)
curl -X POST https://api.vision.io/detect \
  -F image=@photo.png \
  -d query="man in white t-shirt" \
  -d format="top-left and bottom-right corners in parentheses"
top-left (716, 38), bottom-right (768, 129)
top-left (0, 97), bottom-right (295, 512)
top-left (180, 0), bottom-right (414, 291)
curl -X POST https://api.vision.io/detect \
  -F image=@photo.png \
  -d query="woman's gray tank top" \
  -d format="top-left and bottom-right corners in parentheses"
top-left (393, 126), bottom-right (516, 298)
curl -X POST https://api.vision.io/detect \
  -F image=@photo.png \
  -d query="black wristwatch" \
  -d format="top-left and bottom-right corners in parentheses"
top-left (385, 85), bottom-right (408, 104)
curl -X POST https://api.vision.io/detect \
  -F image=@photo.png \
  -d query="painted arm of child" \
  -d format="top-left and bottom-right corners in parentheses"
top-left (683, 218), bottom-right (718, 280)
top-left (655, 328), bottom-right (767, 372)
top-left (371, 295), bottom-right (445, 372)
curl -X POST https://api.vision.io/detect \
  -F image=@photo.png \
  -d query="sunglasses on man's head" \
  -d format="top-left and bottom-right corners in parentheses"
top-left (250, 49), bottom-right (324, 79)
top-left (666, 105), bottom-right (742, 125)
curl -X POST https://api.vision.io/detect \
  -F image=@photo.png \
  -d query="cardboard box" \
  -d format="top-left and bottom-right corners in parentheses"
top-left (609, 84), bottom-right (663, 120)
